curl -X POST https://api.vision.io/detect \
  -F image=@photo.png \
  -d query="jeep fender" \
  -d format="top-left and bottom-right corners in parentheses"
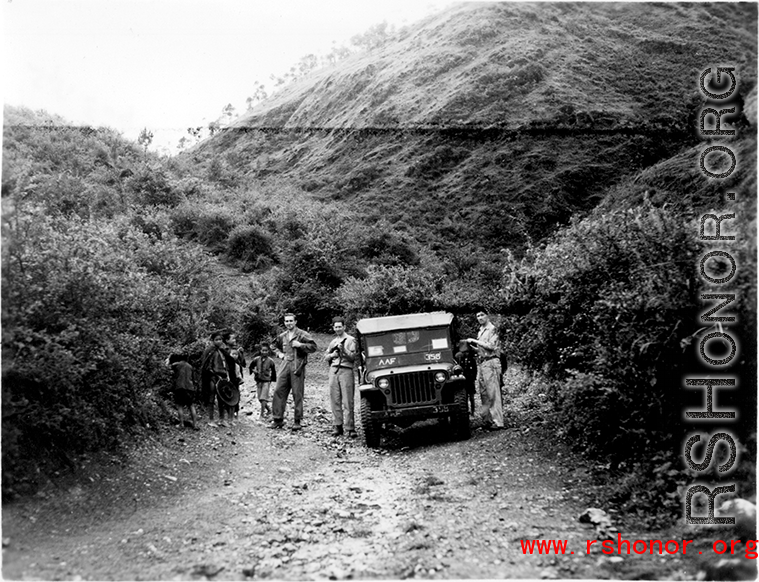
top-left (358, 383), bottom-right (380, 393)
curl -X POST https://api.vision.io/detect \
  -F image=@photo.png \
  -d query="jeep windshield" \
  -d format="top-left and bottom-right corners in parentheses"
top-left (363, 327), bottom-right (454, 371)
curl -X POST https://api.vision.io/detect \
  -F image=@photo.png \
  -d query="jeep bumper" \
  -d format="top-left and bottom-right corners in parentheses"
top-left (369, 403), bottom-right (458, 421)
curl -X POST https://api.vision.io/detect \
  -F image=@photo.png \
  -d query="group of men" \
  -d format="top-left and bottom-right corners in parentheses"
top-left (261, 309), bottom-right (504, 435)
top-left (268, 313), bottom-right (357, 437)
top-left (173, 309), bottom-right (504, 435)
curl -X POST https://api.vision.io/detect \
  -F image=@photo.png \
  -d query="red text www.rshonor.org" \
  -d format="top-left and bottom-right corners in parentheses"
top-left (520, 535), bottom-right (759, 559)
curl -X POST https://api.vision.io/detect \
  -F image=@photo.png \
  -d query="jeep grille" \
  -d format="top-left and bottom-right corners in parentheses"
top-left (388, 371), bottom-right (438, 405)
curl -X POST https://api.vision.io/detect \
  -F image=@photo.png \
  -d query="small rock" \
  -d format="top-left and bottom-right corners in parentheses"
top-left (718, 498), bottom-right (756, 540)
top-left (579, 508), bottom-right (615, 539)
top-left (2, 538), bottom-right (10, 548)
top-left (700, 558), bottom-right (757, 581)
top-left (579, 508), bottom-right (610, 524)
top-left (192, 564), bottom-right (225, 578)
top-left (608, 556), bottom-right (624, 564)
top-left (242, 564), bottom-right (257, 577)
top-left (540, 567), bottom-right (559, 579)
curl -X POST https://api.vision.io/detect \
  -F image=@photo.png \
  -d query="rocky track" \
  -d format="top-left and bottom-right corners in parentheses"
top-left (1, 362), bottom-right (723, 580)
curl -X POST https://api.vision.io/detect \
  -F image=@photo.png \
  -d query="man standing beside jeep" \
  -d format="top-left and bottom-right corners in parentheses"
top-left (270, 313), bottom-right (318, 431)
top-left (467, 309), bottom-right (504, 430)
top-left (324, 316), bottom-right (357, 438)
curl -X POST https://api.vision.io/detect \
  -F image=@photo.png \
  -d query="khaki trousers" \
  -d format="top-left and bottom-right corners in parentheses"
top-left (477, 359), bottom-right (503, 427)
top-left (272, 360), bottom-right (306, 424)
top-left (329, 366), bottom-right (355, 431)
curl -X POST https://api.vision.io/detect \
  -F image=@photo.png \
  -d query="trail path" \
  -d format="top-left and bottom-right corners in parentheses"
top-left (3, 352), bottom-right (709, 580)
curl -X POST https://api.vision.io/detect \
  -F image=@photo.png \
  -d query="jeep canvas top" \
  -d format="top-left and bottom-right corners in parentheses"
top-left (358, 312), bottom-right (455, 372)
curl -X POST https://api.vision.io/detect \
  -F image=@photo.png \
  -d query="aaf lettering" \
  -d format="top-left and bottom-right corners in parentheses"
top-left (379, 357), bottom-right (397, 366)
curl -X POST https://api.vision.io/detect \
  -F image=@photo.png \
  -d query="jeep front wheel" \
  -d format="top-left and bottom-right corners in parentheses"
top-left (451, 386), bottom-right (471, 441)
top-left (360, 395), bottom-right (381, 448)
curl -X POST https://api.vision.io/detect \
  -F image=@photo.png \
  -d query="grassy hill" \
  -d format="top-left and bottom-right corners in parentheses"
top-left (193, 2), bottom-right (757, 249)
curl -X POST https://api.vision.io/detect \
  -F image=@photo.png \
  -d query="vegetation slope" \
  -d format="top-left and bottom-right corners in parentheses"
top-left (3, 2), bottom-right (756, 525)
top-left (196, 2), bottom-right (757, 248)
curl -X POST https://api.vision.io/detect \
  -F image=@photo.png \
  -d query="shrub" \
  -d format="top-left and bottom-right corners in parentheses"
top-left (1, 213), bottom-right (221, 494)
top-left (34, 174), bottom-right (91, 218)
top-left (226, 224), bottom-right (275, 271)
top-left (273, 244), bottom-right (346, 329)
top-left (499, 204), bottom-right (702, 461)
top-left (335, 264), bottom-right (443, 322)
top-left (240, 306), bottom-right (279, 352)
top-left (126, 169), bottom-right (183, 207)
top-left (169, 203), bottom-right (238, 252)
top-left (195, 208), bottom-right (237, 250)
top-left (359, 231), bottom-right (419, 266)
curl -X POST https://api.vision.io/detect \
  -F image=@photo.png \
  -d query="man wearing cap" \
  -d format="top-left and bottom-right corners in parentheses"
top-left (467, 309), bottom-right (504, 430)
top-left (324, 316), bottom-right (357, 438)
top-left (270, 313), bottom-right (318, 431)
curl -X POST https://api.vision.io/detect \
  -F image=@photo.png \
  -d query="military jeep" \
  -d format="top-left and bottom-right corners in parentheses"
top-left (355, 312), bottom-right (470, 448)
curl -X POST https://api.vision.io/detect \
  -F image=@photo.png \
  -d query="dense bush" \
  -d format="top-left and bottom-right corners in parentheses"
top-left (272, 243), bottom-right (346, 329)
top-left (336, 264), bottom-right (444, 322)
top-left (240, 305), bottom-right (279, 352)
top-left (226, 224), bottom-right (275, 271)
top-left (500, 204), bottom-right (702, 460)
top-left (36, 174), bottom-right (92, 218)
top-left (169, 203), bottom-right (237, 251)
top-left (126, 169), bottom-right (184, 207)
top-left (1, 213), bottom-right (221, 494)
top-left (358, 230), bottom-right (419, 266)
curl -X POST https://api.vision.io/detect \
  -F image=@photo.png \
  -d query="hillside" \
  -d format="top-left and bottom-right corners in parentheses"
top-left (2, 3), bottom-right (756, 527)
top-left (193, 1), bottom-right (757, 248)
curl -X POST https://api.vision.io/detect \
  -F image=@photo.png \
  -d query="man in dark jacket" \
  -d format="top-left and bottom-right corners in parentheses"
top-left (168, 353), bottom-right (198, 429)
top-left (200, 331), bottom-right (239, 426)
top-left (270, 313), bottom-right (317, 431)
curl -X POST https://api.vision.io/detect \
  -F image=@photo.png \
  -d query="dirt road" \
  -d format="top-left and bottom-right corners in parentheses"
top-left (3, 359), bottom-right (707, 580)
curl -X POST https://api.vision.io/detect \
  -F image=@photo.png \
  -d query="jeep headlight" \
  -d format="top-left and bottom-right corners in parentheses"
top-left (377, 378), bottom-right (390, 389)
top-left (434, 371), bottom-right (447, 383)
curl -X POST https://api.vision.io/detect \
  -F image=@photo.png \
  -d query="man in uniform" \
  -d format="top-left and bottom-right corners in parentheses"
top-left (324, 316), bottom-right (357, 437)
top-left (270, 313), bottom-right (317, 431)
top-left (467, 309), bottom-right (504, 430)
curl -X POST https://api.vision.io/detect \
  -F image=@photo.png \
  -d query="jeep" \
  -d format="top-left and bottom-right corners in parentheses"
top-left (355, 311), bottom-right (470, 448)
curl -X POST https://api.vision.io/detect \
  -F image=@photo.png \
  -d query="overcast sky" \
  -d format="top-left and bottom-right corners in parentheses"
top-left (3, 0), bottom-right (453, 152)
